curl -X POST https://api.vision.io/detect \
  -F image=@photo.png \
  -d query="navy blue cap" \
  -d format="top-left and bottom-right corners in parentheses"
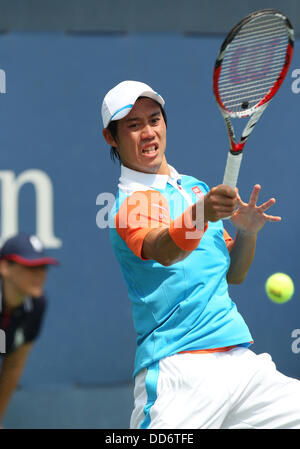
top-left (0, 233), bottom-right (59, 266)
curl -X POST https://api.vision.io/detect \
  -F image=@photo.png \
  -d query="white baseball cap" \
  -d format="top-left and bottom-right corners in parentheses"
top-left (101, 80), bottom-right (165, 128)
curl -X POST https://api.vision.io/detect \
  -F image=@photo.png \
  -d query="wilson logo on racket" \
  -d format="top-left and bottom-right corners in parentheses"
top-left (229, 38), bottom-right (281, 85)
top-left (213, 9), bottom-right (294, 192)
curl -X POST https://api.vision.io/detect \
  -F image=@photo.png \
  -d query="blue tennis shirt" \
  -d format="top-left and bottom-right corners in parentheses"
top-left (109, 164), bottom-right (253, 377)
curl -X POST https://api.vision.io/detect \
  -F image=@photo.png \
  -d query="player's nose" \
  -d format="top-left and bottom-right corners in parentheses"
top-left (141, 124), bottom-right (155, 139)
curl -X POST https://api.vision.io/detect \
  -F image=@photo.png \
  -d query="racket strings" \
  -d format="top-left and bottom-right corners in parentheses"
top-left (223, 82), bottom-right (281, 107)
top-left (218, 14), bottom-right (289, 114)
top-left (223, 42), bottom-right (287, 76)
top-left (220, 44), bottom-right (287, 74)
top-left (219, 55), bottom-right (284, 82)
top-left (231, 20), bottom-right (288, 43)
top-left (221, 68), bottom-right (285, 100)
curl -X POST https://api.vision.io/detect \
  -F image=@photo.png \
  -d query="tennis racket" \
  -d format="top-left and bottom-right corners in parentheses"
top-left (213, 9), bottom-right (294, 190)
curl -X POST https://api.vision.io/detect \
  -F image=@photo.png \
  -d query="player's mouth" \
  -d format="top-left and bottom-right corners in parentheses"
top-left (141, 144), bottom-right (158, 158)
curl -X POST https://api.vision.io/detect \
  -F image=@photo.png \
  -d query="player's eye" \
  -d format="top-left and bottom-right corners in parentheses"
top-left (151, 117), bottom-right (160, 125)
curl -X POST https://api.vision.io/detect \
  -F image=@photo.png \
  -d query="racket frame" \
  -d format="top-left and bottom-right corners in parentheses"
top-left (213, 8), bottom-right (294, 187)
top-left (212, 7), bottom-right (294, 221)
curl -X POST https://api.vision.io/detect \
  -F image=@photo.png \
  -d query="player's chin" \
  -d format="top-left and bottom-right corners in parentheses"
top-left (28, 286), bottom-right (44, 297)
top-left (139, 155), bottom-right (163, 173)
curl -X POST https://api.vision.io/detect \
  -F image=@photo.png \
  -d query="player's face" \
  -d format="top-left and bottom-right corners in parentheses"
top-left (2, 262), bottom-right (48, 299)
top-left (106, 97), bottom-right (168, 175)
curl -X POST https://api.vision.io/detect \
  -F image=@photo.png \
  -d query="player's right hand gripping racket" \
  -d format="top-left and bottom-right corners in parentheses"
top-left (213, 9), bottom-right (294, 190)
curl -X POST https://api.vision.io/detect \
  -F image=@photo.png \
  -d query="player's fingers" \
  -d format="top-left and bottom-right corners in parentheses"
top-left (206, 191), bottom-right (236, 208)
top-left (236, 190), bottom-right (245, 206)
top-left (215, 205), bottom-right (236, 213)
top-left (210, 210), bottom-right (234, 221)
top-left (259, 198), bottom-right (276, 211)
top-left (205, 201), bottom-right (236, 221)
top-left (263, 213), bottom-right (282, 222)
top-left (248, 184), bottom-right (261, 206)
top-left (214, 185), bottom-right (237, 198)
top-left (211, 205), bottom-right (236, 219)
top-left (212, 195), bottom-right (237, 207)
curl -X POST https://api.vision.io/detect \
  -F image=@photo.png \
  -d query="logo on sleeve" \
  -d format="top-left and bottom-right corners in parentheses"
top-left (192, 186), bottom-right (204, 199)
top-left (13, 328), bottom-right (25, 349)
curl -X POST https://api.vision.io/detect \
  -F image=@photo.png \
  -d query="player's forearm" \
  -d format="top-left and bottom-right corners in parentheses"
top-left (142, 201), bottom-right (206, 266)
top-left (0, 344), bottom-right (32, 422)
top-left (226, 229), bottom-right (257, 284)
top-left (142, 227), bottom-right (192, 266)
top-left (0, 364), bottom-right (24, 421)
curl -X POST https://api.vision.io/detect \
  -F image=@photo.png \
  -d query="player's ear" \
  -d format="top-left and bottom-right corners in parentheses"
top-left (103, 128), bottom-right (117, 148)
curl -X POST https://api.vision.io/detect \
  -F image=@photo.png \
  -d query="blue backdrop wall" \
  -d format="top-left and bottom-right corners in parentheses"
top-left (0, 31), bottom-right (299, 393)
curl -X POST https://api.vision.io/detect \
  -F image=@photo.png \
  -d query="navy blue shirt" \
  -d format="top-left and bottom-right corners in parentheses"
top-left (0, 289), bottom-right (47, 355)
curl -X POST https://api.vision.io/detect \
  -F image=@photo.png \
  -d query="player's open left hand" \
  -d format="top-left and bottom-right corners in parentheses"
top-left (230, 184), bottom-right (281, 234)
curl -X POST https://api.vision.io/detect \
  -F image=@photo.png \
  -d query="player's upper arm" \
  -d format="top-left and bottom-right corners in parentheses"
top-left (115, 190), bottom-right (171, 260)
top-left (115, 190), bottom-right (205, 265)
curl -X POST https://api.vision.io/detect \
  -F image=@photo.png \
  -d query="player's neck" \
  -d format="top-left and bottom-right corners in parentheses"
top-left (156, 158), bottom-right (170, 176)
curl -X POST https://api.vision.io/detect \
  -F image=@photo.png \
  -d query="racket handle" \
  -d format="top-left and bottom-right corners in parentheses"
top-left (222, 151), bottom-right (243, 220)
top-left (222, 151), bottom-right (243, 189)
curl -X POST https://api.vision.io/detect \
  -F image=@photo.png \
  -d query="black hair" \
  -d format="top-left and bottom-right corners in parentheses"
top-left (107, 120), bottom-right (120, 163)
top-left (106, 100), bottom-right (167, 164)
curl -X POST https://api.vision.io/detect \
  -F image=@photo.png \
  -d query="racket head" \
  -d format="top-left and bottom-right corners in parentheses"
top-left (213, 9), bottom-right (294, 119)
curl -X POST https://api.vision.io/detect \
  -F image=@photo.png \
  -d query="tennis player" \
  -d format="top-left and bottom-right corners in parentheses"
top-left (0, 233), bottom-right (58, 427)
top-left (102, 80), bottom-right (300, 429)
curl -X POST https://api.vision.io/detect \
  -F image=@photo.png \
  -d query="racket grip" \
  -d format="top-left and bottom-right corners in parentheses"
top-left (222, 151), bottom-right (243, 220)
top-left (222, 151), bottom-right (243, 189)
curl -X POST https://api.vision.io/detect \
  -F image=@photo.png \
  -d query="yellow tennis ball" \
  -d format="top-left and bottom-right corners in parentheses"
top-left (265, 273), bottom-right (294, 304)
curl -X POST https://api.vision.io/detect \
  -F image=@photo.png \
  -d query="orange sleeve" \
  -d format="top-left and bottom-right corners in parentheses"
top-left (223, 229), bottom-right (233, 248)
top-left (169, 205), bottom-right (208, 251)
top-left (115, 190), bottom-right (170, 259)
top-left (115, 190), bottom-right (208, 259)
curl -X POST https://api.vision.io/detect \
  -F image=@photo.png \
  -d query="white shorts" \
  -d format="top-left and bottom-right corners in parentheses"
top-left (130, 347), bottom-right (300, 429)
